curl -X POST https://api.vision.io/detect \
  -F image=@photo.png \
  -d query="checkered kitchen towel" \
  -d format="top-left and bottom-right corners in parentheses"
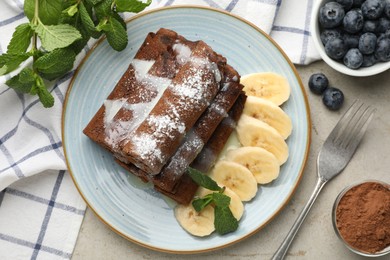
top-left (0, 0), bottom-right (320, 259)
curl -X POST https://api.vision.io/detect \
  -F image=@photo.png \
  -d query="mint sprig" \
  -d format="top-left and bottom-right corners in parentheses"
top-left (188, 168), bottom-right (239, 235)
top-left (1, 0), bottom-right (151, 107)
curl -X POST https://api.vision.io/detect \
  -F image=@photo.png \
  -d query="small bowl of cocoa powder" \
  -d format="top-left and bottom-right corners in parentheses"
top-left (332, 180), bottom-right (390, 257)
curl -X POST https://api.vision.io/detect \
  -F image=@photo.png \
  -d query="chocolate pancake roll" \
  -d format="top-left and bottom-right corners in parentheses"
top-left (154, 92), bottom-right (247, 204)
top-left (152, 65), bottom-right (244, 192)
top-left (83, 28), bottom-right (182, 153)
top-left (191, 92), bottom-right (247, 173)
top-left (120, 40), bottom-right (226, 175)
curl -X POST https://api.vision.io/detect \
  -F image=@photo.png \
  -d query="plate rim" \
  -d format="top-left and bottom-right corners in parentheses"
top-left (62, 5), bottom-right (312, 254)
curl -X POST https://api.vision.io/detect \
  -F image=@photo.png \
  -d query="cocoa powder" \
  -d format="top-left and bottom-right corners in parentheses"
top-left (335, 181), bottom-right (390, 254)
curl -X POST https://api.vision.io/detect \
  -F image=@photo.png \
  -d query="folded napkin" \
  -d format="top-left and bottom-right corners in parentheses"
top-left (0, 0), bottom-right (319, 259)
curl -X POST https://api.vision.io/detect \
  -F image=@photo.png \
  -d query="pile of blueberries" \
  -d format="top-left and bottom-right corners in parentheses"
top-left (308, 73), bottom-right (344, 110)
top-left (319, 0), bottom-right (390, 69)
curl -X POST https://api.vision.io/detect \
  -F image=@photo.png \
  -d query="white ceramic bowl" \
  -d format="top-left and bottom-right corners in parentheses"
top-left (311, 0), bottom-right (390, 77)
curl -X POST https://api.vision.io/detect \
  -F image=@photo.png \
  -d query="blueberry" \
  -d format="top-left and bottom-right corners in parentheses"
top-left (361, 54), bottom-right (378, 67)
top-left (375, 37), bottom-right (390, 61)
top-left (336, 0), bottom-right (353, 10)
top-left (325, 37), bottom-right (348, 60)
top-left (363, 20), bottom-right (379, 33)
top-left (343, 48), bottom-right (363, 69)
top-left (361, 0), bottom-right (385, 20)
top-left (352, 0), bottom-right (365, 7)
top-left (343, 33), bottom-right (360, 48)
top-left (308, 73), bottom-right (329, 95)
top-left (359, 32), bottom-right (377, 54)
top-left (377, 17), bottom-right (390, 33)
top-left (377, 30), bottom-right (390, 41)
top-left (320, 29), bottom-right (342, 45)
top-left (322, 87), bottom-right (344, 111)
top-left (319, 2), bottom-right (345, 28)
top-left (385, 0), bottom-right (390, 18)
top-left (343, 9), bottom-right (364, 33)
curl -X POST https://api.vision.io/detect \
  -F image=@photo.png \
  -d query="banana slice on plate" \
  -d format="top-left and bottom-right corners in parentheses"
top-left (226, 146), bottom-right (280, 184)
top-left (236, 115), bottom-right (289, 165)
top-left (197, 186), bottom-right (244, 220)
top-left (174, 202), bottom-right (215, 237)
top-left (243, 96), bottom-right (292, 139)
top-left (210, 161), bottom-right (257, 202)
top-left (241, 72), bottom-right (290, 106)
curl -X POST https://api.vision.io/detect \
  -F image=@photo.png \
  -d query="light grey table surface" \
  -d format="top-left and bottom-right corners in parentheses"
top-left (72, 61), bottom-right (390, 260)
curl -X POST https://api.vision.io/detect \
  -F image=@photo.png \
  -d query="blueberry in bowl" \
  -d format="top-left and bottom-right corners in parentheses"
top-left (312, 0), bottom-right (390, 76)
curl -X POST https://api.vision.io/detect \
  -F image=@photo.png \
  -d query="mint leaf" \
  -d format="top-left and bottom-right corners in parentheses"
top-left (87, 0), bottom-right (104, 5)
top-left (25, 0), bottom-right (64, 25)
top-left (188, 168), bottom-right (222, 192)
top-left (104, 16), bottom-right (128, 51)
top-left (7, 23), bottom-right (33, 54)
top-left (24, 0), bottom-right (35, 22)
top-left (115, 0), bottom-right (151, 13)
top-left (0, 53), bottom-right (30, 75)
top-left (111, 12), bottom-right (127, 30)
top-left (63, 3), bottom-right (79, 17)
top-left (79, 2), bottom-right (101, 38)
top-left (6, 68), bottom-right (36, 93)
top-left (192, 195), bottom-right (213, 212)
top-left (70, 20), bottom-right (93, 54)
top-left (27, 73), bottom-right (54, 107)
top-left (214, 206), bottom-right (239, 235)
top-left (38, 0), bottom-right (64, 25)
top-left (212, 192), bottom-right (231, 208)
top-left (35, 77), bottom-right (54, 108)
top-left (34, 23), bottom-right (82, 51)
top-left (34, 48), bottom-right (76, 80)
top-left (95, 0), bottom-right (114, 20)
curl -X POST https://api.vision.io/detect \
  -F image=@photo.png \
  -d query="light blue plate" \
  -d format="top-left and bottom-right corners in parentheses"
top-left (63, 6), bottom-right (311, 253)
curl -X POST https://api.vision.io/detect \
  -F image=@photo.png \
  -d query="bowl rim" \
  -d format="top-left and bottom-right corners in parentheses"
top-left (332, 180), bottom-right (390, 257)
top-left (311, 0), bottom-right (390, 77)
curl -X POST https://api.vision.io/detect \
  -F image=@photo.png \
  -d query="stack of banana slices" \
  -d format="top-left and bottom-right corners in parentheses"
top-left (175, 72), bottom-right (293, 237)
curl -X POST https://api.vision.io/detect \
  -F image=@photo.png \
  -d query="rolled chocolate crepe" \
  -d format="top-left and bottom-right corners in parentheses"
top-left (152, 65), bottom-right (244, 192)
top-left (120, 40), bottom-right (226, 175)
top-left (83, 28), bottom-right (182, 153)
top-left (154, 92), bottom-right (247, 204)
top-left (191, 93), bottom-right (247, 173)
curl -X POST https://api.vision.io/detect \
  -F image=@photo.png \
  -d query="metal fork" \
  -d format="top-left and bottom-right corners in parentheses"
top-left (272, 100), bottom-right (376, 260)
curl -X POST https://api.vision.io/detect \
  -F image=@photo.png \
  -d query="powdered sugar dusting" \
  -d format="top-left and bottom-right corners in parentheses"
top-left (132, 59), bottom-right (155, 81)
top-left (173, 43), bottom-right (192, 65)
top-left (103, 59), bottom-right (172, 149)
top-left (131, 133), bottom-right (163, 163)
top-left (164, 130), bottom-right (205, 174)
top-left (147, 114), bottom-right (186, 139)
top-left (104, 98), bottom-right (127, 124)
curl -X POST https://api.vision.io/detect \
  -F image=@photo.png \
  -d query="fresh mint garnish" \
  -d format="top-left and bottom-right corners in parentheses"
top-left (2, 0), bottom-right (151, 107)
top-left (214, 205), bottom-right (239, 235)
top-left (188, 168), bottom-right (222, 192)
top-left (188, 167), bottom-right (239, 235)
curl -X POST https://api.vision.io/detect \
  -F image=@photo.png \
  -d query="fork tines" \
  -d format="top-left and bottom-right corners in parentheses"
top-left (329, 100), bottom-right (376, 149)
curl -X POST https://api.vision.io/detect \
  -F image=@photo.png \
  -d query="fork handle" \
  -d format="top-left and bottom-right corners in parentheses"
top-left (271, 177), bottom-right (327, 260)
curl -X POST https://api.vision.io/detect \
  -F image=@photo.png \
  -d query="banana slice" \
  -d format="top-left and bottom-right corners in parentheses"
top-left (243, 96), bottom-right (292, 139)
top-left (241, 72), bottom-right (290, 106)
top-left (210, 161), bottom-right (257, 202)
top-left (236, 115), bottom-right (289, 165)
top-left (197, 187), bottom-right (244, 220)
top-left (226, 146), bottom-right (280, 184)
top-left (174, 203), bottom-right (215, 237)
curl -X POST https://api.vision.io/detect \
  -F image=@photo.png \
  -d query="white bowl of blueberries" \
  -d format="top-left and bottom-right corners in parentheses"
top-left (312, 0), bottom-right (390, 76)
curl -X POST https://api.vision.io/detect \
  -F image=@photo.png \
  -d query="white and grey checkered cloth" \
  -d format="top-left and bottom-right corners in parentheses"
top-left (0, 0), bottom-right (320, 259)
